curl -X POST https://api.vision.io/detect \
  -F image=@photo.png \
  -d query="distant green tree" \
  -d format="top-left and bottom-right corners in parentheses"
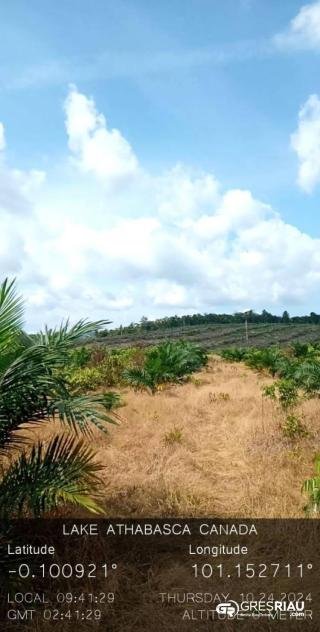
top-left (282, 310), bottom-right (290, 323)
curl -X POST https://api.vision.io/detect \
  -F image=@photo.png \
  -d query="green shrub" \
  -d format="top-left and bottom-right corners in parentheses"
top-left (69, 346), bottom-right (92, 368)
top-left (244, 347), bottom-right (282, 376)
top-left (262, 379), bottom-right (299, 411)
top-left (303, 455), bottom-right (320, 514)
top-left (124, 341), bottom-right (207, 393)
top-left (292, 342), bottom-right (311, 358)
top-left (66, 347), bottom-right (147, 391)
top-left (101, 391), bottom-right (122, 410)
top-left (282, 414), bottom-right (309, 439)
top-left (67, 366), bottom-right (106, 391)
top-left (291, 361), bottom-right (320, 395)
top-left (220, 348), bottom-right (248, 362)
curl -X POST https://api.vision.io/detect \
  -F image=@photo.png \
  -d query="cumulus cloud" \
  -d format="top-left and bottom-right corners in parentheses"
top-left (64, 85), bottom-right (139, 184)
top-left (1, 86), bottom-right (320, 329)
top-left (156, 164), bottom-right (219, 221)
top-left (274, 1), bottom-right (320, 50)
top-left (147, 280), bottom-right (188, 307)
top-left (291, 94), bottom-right (320, 192)
top-left (0, 122), bottom-right (46, 280)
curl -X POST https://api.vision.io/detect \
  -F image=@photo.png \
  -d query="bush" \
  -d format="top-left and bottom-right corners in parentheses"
top-left (67, 366), bottom-right (106, 391)
top-left (292, 342), bottom-right (311, 358)
top-left (65, 347), bottom-right (147, 391)
top-left (291, 361), bottom-right (320, 395)
top-left (282, 414), bottom-right (309, 440)
top-left (123, 341), bottom-right (208, 393)
top-left (263, 379), bottom-right (299, 411)
top-left (243, 347), bottom-right (282, 376)
top-left (69, 346), bottom-right (92, 368)
top-left (219, 348), bottom-right (248, 362)
top-left (222, 342), bottom-right (320, 399)
top-left (303, 455), bottom-right (320, 514)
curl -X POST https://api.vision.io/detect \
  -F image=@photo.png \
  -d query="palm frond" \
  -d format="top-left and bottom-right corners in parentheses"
top-left (0, 435), bottom-right (104, 518)
top-left (0, 278), bottom-right (24, 359)
top-left (0, 346), bottom-right (56, 450)
top-left (50, 393), bottom-right (120, 435)
top-left (32, 319), bottom-right (111, 351)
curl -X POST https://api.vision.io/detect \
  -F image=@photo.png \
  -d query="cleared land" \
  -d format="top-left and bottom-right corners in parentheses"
top-left (27, 355), bottom-right (320, 518)
top-left (99, 323), bottom-right (320, 351)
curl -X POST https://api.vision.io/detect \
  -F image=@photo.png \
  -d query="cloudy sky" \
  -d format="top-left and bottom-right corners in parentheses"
top-left (1, 0), bottom-right (320, 330)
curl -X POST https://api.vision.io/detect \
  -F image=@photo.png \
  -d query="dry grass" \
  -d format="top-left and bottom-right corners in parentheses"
top-left (23, 356), bottom-right (320, 518)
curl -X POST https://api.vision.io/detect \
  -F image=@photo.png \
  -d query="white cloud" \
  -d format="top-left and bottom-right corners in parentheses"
top-left (1, 86), bottom-right (320, 329)
top-left (291, 94), bottom-right (320, 192)
top-left (156, 164), bottom-right (219, 221)
top-left (64, 85), bottom-right (139, 184)
top-left (147, 280), bottom-right (188, 307)
top-left (274, 1), bottom-right (320, 50)
top-left (0, 122), bottom-right (46, 281)
top-left (191, 189), bottom-right (273, 239)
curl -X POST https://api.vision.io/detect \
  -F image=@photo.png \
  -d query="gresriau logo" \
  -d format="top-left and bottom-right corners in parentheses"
top-left (215, 601), bottom-right (239, 618)
top-left (215, 600), bottom-right (308, 620)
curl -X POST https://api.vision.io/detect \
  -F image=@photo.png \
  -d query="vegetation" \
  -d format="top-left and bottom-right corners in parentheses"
top-left (0, 279), bottom-right (120, 518)
top-left (97, 308), bottom-right (320, 338)
top-left (123, 341), bottom-right (208, 394)
top-left (164, 426), bottom-right (183, 446)
top-left (65, 347), bottom-right (145, 391)
top-left (1, 277), bottom-right (319, 519)
top-left (222, 341), bottom-right (320, 511)
top-left (303, 455), bottom-right (320, 514)
top-left (263, 380), bottom-right (300, 412)
top-left (94, 321), bottom-right (320, 353)
top-left (282, 415), bottom-right (309, 440)
top-left (221, 343), bottom-right (320, 395)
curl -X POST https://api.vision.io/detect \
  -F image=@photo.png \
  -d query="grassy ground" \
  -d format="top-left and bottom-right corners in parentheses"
top-left (98, 323), bottom-right (320, 351)
top-left (27, 355), bottom-right (320, 518)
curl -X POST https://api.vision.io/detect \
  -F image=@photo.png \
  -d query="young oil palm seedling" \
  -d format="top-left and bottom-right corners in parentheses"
top-left (123, 340), bottom-right (207, 394)
top-left (262, 379), bottom-right (300, 412)
top-left (303, 455), bottom-right (320, 514)
top-left (0, 278), bottom-right (119, 518)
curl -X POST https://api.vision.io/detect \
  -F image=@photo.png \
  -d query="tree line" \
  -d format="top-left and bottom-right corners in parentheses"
top-left (97, 309), bottom-right (320, 337)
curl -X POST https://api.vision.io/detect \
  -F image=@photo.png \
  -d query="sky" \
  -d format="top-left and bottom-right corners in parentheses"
top-left (1, 0), bottom-right (320, 330)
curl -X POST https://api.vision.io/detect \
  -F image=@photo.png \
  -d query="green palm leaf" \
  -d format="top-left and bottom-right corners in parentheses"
top-left (32, 318), bottom-right (111, 352)
top-left (0, 278), bottom-right (118, 517)
top-left (50, 393), bottom-right (120, 435)
top-left (0, 279), bottom-right (24, 371)
top-left (0, 435), bottom-right (104, 518)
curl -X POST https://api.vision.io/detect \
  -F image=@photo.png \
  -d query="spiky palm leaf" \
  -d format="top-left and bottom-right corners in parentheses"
top-left (0, 435), bottom-right (103, 518)
top-left (123, 367), bottom-right (158, 393)
top-left (0, 278), bottom-right (118, 516)
top-left (0, 279), bottom-right (24, 372)
top-left (32, 318), bottom-right (111, 353)
top-left (123, 341), bottom-right (207, 393)
top-left (51, 393), bottom-right (121, 435)
top-left (0, 278), bottom-right (24, 343)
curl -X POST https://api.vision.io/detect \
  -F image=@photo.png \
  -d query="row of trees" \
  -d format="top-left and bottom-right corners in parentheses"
top-left (98, 309), bottom-right (320, 337)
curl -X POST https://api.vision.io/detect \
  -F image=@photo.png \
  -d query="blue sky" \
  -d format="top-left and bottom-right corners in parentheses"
top-left (1, 1), bottom-right (320, 329)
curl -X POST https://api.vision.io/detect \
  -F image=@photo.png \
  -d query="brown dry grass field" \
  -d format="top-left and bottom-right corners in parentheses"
top-left (21, 355), bottom-right (320, 519)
